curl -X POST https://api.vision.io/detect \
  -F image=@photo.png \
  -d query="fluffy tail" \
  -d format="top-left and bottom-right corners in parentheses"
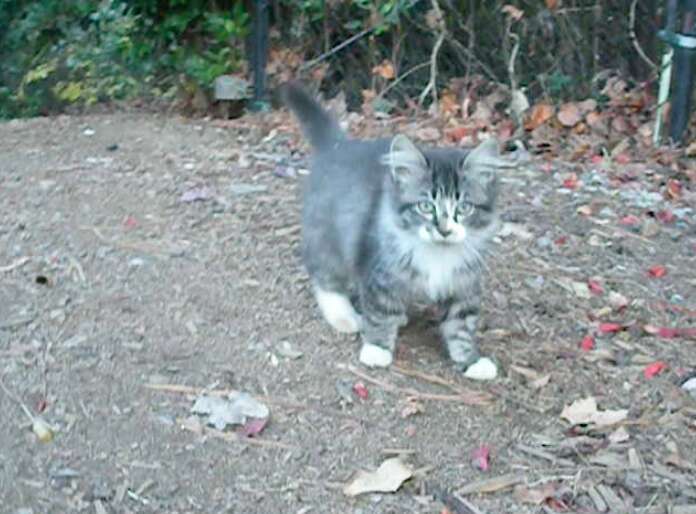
top-left (279, 82), bottom-right (344, 150)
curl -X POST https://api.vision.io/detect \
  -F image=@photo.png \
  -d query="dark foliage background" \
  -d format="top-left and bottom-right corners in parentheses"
top-left (0, 0), bottom-right (665, 118)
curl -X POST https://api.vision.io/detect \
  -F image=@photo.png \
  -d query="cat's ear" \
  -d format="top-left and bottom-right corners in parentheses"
top-left (382, 135), bottom-right (428, 186)
top-left (461, 137), bottom-right (525, 178)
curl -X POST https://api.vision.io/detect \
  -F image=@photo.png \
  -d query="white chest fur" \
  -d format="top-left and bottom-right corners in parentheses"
top-left (409, 242), bottom-right (473, 301)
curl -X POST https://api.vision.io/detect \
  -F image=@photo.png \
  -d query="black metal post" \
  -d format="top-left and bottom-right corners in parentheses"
top-left (250, 0), bottom-right (269, 111)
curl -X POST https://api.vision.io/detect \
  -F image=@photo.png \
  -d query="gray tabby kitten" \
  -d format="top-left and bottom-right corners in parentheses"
top-left (281, 83), bottom-right (518, 380)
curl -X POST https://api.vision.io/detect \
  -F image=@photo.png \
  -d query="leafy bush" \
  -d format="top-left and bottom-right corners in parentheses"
top-left (0, 0), bottom-right (249, 118)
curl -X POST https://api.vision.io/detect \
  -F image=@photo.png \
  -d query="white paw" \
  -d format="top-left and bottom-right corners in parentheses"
top-left (314, 287), bottom-right (361, 334)
top-left (463, 357), bottom-right (498, 381)
top-left (359, 343), bottom-right (393, 368)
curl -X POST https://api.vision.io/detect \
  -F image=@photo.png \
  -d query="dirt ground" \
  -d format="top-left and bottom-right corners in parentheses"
top-left (1, 111), bottom-right (695, 514)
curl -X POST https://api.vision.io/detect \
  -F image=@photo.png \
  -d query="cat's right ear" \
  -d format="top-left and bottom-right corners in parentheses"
top-left (381, 135), bottom-right (428, 186)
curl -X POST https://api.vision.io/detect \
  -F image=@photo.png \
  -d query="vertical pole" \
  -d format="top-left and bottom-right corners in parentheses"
top-left (251, 0), bottom-right (269, 111)
top-left (654, 48), bottom-right (673, 146)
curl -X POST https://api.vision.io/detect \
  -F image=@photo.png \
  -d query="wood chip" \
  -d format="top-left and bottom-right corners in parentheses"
top-left (457, 473), bottom-right (524, 495)
top-left (596, 484), bottom-right (627, 513)
top-left (587, 486), bottom-right (608, 512)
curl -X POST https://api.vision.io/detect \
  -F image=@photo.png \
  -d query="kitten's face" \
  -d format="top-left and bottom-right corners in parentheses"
top-left (384, 136), bottom-right (501, 246)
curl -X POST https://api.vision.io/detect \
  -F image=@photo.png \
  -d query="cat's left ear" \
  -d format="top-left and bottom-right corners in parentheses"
top-left (460, 137), bottom-right (526, 178)
top-left (382, 135), bottom-right (428, 186)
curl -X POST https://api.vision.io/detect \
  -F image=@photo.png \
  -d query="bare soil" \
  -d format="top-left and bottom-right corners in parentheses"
top-left (1, 112), bottom-right (695, 514)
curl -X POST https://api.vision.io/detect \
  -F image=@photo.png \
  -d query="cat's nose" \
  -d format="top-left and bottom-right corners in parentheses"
top-left (436, 221), bottom-right (452, 237)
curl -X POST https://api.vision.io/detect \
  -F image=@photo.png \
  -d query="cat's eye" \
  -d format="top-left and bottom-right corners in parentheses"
top-left (456, 203), bottom-right (475, 218)
top-left (415, 201), bottom-right (435, 215)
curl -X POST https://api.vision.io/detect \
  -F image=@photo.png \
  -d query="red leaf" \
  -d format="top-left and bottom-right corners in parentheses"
top-left (562, 173), bottom-right (579, 190)
top-left (36, 398), bottom-right (48, 413)
top-left (580, 335), bottom-right (595, 351)
top-left (599, 322), bottom-right (623, 334)
top-left (590, 154), bottom-right (603, 165)
top-left (588, 279), bottom-right (604, 295)
top-left (238, 417), bottom-right (268, 437)
top-left (614, 153), bottom-right (631, 165)
top-left (123, 215), bottom-right (138, 230)
top-left (645, 325), bottom-right (696, 339)
top-left (353, 382), bottom-right (369, 400)
top-left (655, 210), bottom-right (675, 224)
top-left (619, 215), bottom-right (641, 226)
top-left (666, 179), bottom-right (682, 199)
top-left (648, 265), bottom-right (667, 278)
top-left (554, 236), bottom-right (567, 246)
top-left (643, 361), bottom-right (668, 379)
top-left (471, 445), bottom-right (491, 472)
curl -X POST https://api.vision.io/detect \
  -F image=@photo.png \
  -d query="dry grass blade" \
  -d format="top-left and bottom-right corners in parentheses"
top-left (345, 365), bottom-right (494, 405)
top-left (457, 474), bottom-right (524, 495)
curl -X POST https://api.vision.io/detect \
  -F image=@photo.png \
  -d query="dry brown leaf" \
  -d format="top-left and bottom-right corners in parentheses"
top-left (513, 483), bottom-right (557, 505)
top-left (372, 60), bottom-right (395, 80)
top-left (558, 102), bottom-right (582, 127)
top-left (439, 90), bottom-right (460, 118)
top-left (578, 98), bottom-right (597, 113)
top-left (560, 397), bottom-right (628, 427)
top-left (545, 0), bottom-right (559, 10)
top-left (501, 4), bottom-right (524, 21)
top-left (343, 458), bottom-right (413, 496)
top-left (524, 103), bottom-right (554, 130)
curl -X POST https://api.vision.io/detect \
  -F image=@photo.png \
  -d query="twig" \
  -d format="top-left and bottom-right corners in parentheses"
top-left (300, 28), bottom-right (374, 71)
top-left (198, 424), bottom-right (294, 450)
top-left (143, 383), bottom-right (307, 410)
top-left (344, 364), bottom-right (494, 405)
top-left (376, 61), bottom-right (430, 100)
top-left (419, 0), bottom-right (446, 108)
top-left (629, 0), bottom-right (656, 71)
top-left (0, 374), bottom-right (35, 422)
top-left (0, 257), bottom-right (30, 273)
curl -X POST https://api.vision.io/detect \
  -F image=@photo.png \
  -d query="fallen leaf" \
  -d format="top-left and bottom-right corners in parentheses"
top-left (238, 417), bottom-right (268, 437)
top-left (32, 417), bottom-right (54, 443)
top-left (614, 153), bottom-right (631, 165)
top-left (608, 291), bottom-right (629, 311)
top-left (561, 397), bottom-right (628, 427)
top-left (590, 154), bottom-right (604, 165)
top-left (598, 322), bottom-right (623, 334)
top-left (545, 0), bottom-right (558, 9)
top-left (123, 215), bottom-right (138, 230)
top-left (570, 280), bottom-right (591, 299)
top-left (619, 214), bottom-right (641, 226)
top-left (513, 483), bottom-right (557, 505)
top-left (372, 60), bottom-right (395, 80)
top-left (643, 361), bottom-right (668, 379)
top-left (180, 187), bottom-right (212, 203)
top-left (576, 204), bottom-right (593, 216)
top-left (557, 102), bottom-right (582, 127)
top-left (666, 179), bottom-right (682, 199)
top-left (643, 326), bottom-right (696, 339)
top-left (608, 426), bottom-right (630, 444)
top-left (414, 126), bottom-right (441, 142)
top-left (191, 393), bottom-right (269, 430)
top-left (580, 335), bottom-right (595, 352)
top-left (524, 103), bottom-right (554, 130)
top-left (471, 445), bottom-right (491, 472)
top-left (588, 279), bottom-right (604, 295)
top-left (530, 374), bottom-right (551, 389)
top-left (562, 173), bottom-right (579, 190)
top-left (343, 458), bottom-right (413, 496)
top-left (276, 340), bottom-right (303, 359)
top-left (400, 399), bottom-right (424, 418)
top-left (655, 210), bottom-right (675, 224)
top-left (501, 4), bottom-right (524, 21)
top-left (353, 382), bottom-right (369, 400)
top-left (647, 265), bottom-right (667, 278)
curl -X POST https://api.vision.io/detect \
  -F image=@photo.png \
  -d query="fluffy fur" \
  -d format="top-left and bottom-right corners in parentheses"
top-left (281, 83), bottom-right (520, 379)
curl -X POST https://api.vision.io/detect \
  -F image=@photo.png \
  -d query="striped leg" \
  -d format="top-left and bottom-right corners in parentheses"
top-left (440, 303), bottom-right (497, 380)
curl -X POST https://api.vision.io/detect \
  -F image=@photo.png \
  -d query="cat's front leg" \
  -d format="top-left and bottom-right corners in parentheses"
top-left (358, 283), bottom-right (407, 368)
top-left (440, 301), bottom-right (498, 380)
